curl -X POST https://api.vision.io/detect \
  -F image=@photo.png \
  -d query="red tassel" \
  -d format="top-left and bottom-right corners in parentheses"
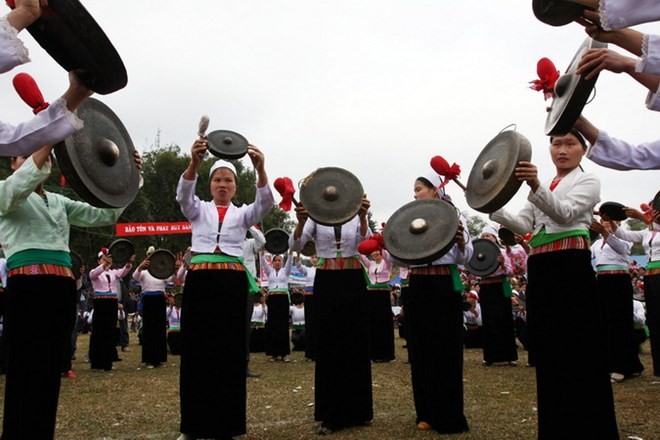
top-left (13, 72), bottom-right (50, 114)
top-left (60, 175), bottom-right (66, 187)
top-left (529, 58), bottom-right (560, 101)
top-left (430, 155), bottom-right (461, 188)
top-left (6, 1), bottom-right (15, 8)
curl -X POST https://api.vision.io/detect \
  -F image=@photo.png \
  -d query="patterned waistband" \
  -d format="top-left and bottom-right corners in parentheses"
top-left (367, 286), bottom-right (391, 291)
top-left (8, 264), bottom-right (74, 279)
top-left (318, 257), bottom-right (362, 270)
top-left (410, 265), bottom-right (451, 276)
top-left (94, 294), bottom-right (117, 300)
top-left (168, 327), bottom-right (181, 332)
top-left (267, 291), bottom-right (288, 295)
top-left (292, 324), bottom-right (305, 330)
top-left (529, 236), bottom-right (590, 256)
top-left (479, 276), bottom-right (505, 285)
top-left (251, 322), bottom-right (265, 328)
top-left (647, 268), bottom-right (660, 276)
top-left (597, 270), bottom-right (629, 276)
top-left (188, 262), bottom-right (246, 272)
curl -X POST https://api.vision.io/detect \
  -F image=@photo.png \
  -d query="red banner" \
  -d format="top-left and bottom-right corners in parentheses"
top-left (115, 222), bottom-right (191, 236)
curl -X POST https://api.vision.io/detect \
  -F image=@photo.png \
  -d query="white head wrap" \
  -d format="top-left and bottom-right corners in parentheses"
top-left (418, 171), bottom-right (446, 196)
top-left (481, 225), bottom-right (498, 237)
top-left (209, 160), bottom-right (237, 179)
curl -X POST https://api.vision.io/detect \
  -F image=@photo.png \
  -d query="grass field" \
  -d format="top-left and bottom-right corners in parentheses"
top-left (0, 333), bottom-right (658, 439)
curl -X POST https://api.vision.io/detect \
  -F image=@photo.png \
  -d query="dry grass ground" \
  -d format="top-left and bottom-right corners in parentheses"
top-left (0, 333), bottom-right (658, 440)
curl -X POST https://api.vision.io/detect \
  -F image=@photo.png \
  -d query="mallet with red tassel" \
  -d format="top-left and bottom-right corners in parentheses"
top-left (430, 155), bottom-right (466, 192)
top-left (274, 177), bottom-right (300, 211)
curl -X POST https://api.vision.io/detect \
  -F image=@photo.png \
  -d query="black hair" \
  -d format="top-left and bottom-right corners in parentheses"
top-left (416, 176), bottom-right (434, 189)
top-left (550, 128), bottom-right (588, 151)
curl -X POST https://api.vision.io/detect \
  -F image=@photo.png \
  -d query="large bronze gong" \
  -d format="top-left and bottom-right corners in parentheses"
top-left (497, 227), bottom-right (517, 247)
top-left (299, 167), bottom-right (364, 226)
top-left (466, 130), bottom-right (532, 213)
top-left (532, 0), bottom-right (586, 26)
top-left (598, 201), bottom-right (627, 221)
top-left (545, 37), bottom-right (607, 136)
top-left (264, 228), bottom-right (290, 255)
top-left (147, 249), bottom-right (176, 280)
top-left (55, 98), bottom-right (140, 208)
top-left (108, 238), bottom-right (134, 268)
top-left (206, 130), bottom-right (248, 159)
top-left (301, 240), bottom-right (317, 257)
top-left (465, 239), bottom-right (501, 277)
top-left (383, 198), bottom-right (458, 265)
top-left (10, 0), bottom-right (127, 94)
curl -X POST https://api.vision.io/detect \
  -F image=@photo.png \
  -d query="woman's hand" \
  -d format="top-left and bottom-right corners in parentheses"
top-left (515, 161), bottom-right (540, 193)
top-left (191, 138), bottom-right (208, 167)
top-left (358, 195), bottom-right (371, 220)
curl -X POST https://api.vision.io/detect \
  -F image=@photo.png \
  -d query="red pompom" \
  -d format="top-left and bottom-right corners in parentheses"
top-left (357, 239), bottom-right (381, 256)
top-left (529, 57), bottom-right (560, 101)
top-left (430, 155), bottom-right (461, 188)
top-left (274, 177), bottom-right (296, 211)
top-left (13, 72), bottom-right (50, 114)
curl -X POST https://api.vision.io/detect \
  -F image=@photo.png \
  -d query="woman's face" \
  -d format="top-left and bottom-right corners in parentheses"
top-left (549, 133), bottom-right (585, 173)
top-left (371, 250), bottom-right (382, 261)
top-left (481, 232), bottom-right (497, 243)
top-left (272, 255), bottom-right (283, 269)
top-left (210, 168), bottom-right (237, 205)
top-left (413, 180), bottom-right (438, 200)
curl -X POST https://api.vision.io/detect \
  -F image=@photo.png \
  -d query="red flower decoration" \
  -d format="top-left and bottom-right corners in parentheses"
top-left (13, 72), bottom-right (50, 114)
top-left (529, 57), bottom-right (560, 101)
top-left (274, 177), bottom-right (296, 211)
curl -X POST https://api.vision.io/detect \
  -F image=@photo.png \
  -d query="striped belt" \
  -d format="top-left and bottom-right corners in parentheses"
top-left (292, 324), bottom-right (304, 330)
top-left (250, 322), bottom-right (265, 328)
top-left (8, 264), bottom-right (74, 279)
top-left (94, 295), bottom-right (117, 300)
top-left (188, 262), bottom-right (245, 272)
top-left (168, 327), bottom-right (181, 332)
top-left (479, 276), bottom-right (504, 285)
top-left (268, 290), bottom-right (288, 295)
top-left (410, 265), bottom-right (451, 276)
top-left (318, 257), bottom-right (361, 270)
top-left (597, 270), bottom-right (628, 276)
top-left (530, 236), bottom-right (590, 256)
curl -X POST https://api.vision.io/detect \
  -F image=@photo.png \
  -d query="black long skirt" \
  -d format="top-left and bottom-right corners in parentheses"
top-left (407, 272), bottom-right (468, 434)
top-left (265, 294), bottom-right (290, 357)
top-left (597, 273), bottom-right (643, 376)
top-left (180, 269), bottom-right (248, 438)
top-left (249, 327), bottom-right (266, 353)
top-left (89, 297), bottom-right (118, 371)
top-left (527, 250), bottom-right (619, 439)
top-left (304, 293), bottom-right (316, 360)
top-left (479, 280), bottom-right (518, 363)
top-left (368, 288), bottom-right (395, 362)
top-left (314, 268), bottom-right (373, 429)
top-left (2, 274), bottom-right (76, 439)
top-left (645, 272), bottom-right (660, 376)
top-left (141, 294), bottom-right (168, 366)
top-left (167, 330), bottom-right (182, 355)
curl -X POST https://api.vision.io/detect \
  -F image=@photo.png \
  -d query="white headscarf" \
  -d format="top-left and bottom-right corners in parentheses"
top-left (209, 160), bottom-right (237, 179)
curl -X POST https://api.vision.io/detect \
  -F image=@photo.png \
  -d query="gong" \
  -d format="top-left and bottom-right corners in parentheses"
top-left (70, 251), bottom-right (83, 279)
top-left (206, 130), bottom-right (248, 159)
top-left (301, 240), bottom-right (317, 257)
top-left (652, 190), bottom-right (660, 210)
top-left (299, 167), bottom-right (364, 226)
top-left (264, 228), bottom-right (290, 255)
top-left (108, 238), bottom-right (134, 268)
top-left (545, 37), bottom-right (607, 136)
top-left (466, 130), bottom-right (532, 213)
top-left (383, 198), bottom-right (458, 265)
top-left (497, 227), bottom-right (517, 247)
top-left (598, 201), bottom-right (627, 221)
top-left (465, 239), bottom-right (501, 277)
top-left (55, 98), bottom-right (140, 208)
top-left (532, 0), bottom-right (586, 26)
top-left (147, 249), bottom-right (176, 280)
top-left (10, 0), bottom-right (127, 94)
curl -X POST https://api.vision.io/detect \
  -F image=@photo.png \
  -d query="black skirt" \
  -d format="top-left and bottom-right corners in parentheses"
top-left (2, 274), bottom-right (77, 439)
top-left (367, 288), bottom-right (395, 361)
top-left (141, 294), bottom-right (168, 365)
top-left (527, 250), bottom-right (619, 439)
top-left (479, 280), bottom-right (518, 363)
top-left (313, 268), bottom-right (373, 429)
top-left (265, 294), bottom-right (291, 357)
top-left (304, 293), bottom-right (316, 360)
top-left (179, 269), bottom-right (248, 438)
top-left (407, 272), bottom-right (468, 434)
top-left (645, 272), bottom-right (660, 376)
top-left (89, 297), bottom-right (118, 371)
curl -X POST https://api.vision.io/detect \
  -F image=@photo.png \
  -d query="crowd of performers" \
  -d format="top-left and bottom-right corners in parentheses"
top-left (0, 0), bottom-right (659, 439)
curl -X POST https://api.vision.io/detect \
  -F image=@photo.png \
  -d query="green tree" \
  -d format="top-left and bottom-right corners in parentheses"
top-left (464, 212), bottom-right (487, 239)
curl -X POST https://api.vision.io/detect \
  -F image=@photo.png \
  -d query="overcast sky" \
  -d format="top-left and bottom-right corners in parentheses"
top-left (1, 1), bottom-right (657, 229)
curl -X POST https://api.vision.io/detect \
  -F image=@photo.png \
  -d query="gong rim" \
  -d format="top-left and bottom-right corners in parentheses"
top-left (383, 198), bottom-right (458, 265)
top-left (55, 98), bottom-right (139, 208)
top-left (206, 130), bottom-right (249, 159)
top-left (264, 228), bottom-right (290, 255)
top-left (23, 0), bottom-right (127, 94)
top-left (598, 201), bottom-right (627, 221)
top-left (147, 249), bottom-right (176, 280)
top-left (108, 238), bottom-right (134, 268)
top-left (299, 167), bottom-right (364, 226)
top-left (532, 0), bottom-right (586, 27)
top-left (466, 130), bottom-right (532, 213)
top-left (465, 238), bottom-right (501, 277)
top-left (545, 37), bottom-right (608, 136)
